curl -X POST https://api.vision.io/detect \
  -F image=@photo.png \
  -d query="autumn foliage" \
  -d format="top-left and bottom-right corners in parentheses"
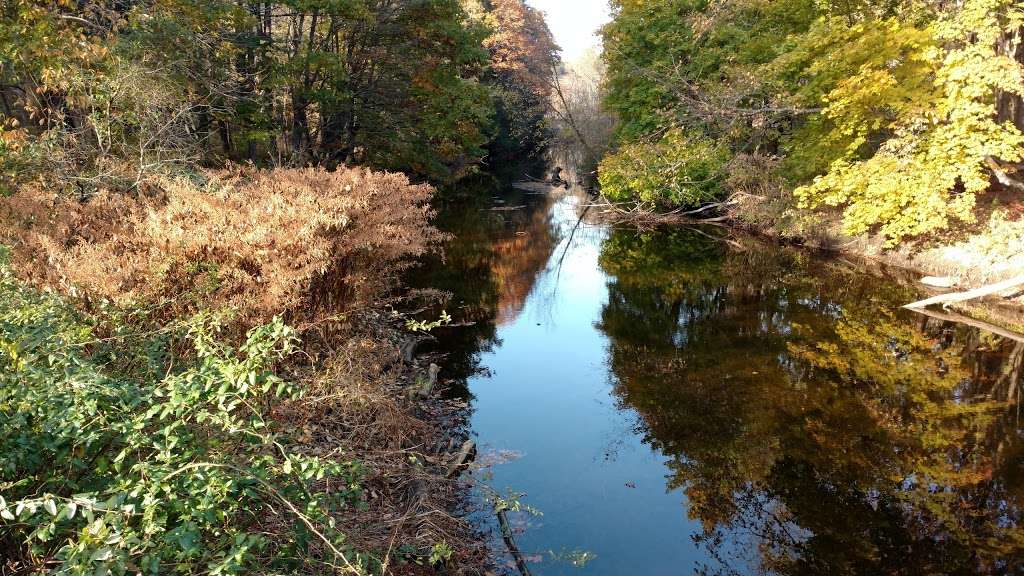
top-left (473, 0), bottom-right (559, 166)
top-left (0, 167), bottom-right (443, 326)
top-left (601, 0), bottom-right (1024, 243)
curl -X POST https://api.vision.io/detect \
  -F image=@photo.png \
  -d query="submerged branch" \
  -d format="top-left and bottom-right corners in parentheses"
top-left (496, 509), bottom-right (533, 576)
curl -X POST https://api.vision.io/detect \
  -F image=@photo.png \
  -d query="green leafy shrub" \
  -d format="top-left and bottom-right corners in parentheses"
top-left (0, 260), bottom-right (369, 575)
top-left (598, 128), bottom-right (728, 208)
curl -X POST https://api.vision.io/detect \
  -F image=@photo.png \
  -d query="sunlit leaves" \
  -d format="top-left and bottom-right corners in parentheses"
top-left (602, 0), bottom-right (1024, 243)
top-left (794, 0), bottom-right (1024, 243)
top-left (598, 128), bottom-right (728, 208)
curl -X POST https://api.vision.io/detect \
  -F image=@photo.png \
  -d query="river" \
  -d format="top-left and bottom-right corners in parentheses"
top-left (410, 183), bottom-right (1024, 575)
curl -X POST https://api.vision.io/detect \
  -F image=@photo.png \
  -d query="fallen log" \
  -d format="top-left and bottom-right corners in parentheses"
top-left (903, 275), bottom-right (1024, 309)
top-left (511, 181), bottom-right (559, 194)
top-left (418, 363), bottom-right (441, 398)
top-left (904, 306), bottom-right (1024, 344)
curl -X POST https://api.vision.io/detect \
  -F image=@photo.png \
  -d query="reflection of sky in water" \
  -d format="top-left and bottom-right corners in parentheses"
top-left (427, 188), bottom-right (1024, 575)
top-left (469, 194), bottom-right (739, 575)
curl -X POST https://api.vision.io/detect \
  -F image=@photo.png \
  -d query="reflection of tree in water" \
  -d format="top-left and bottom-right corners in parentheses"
top-left (409, 186), bottom-right (559, 392)
top-left (596, 227), bottom-right (1024, 574)
top-left (490, 201), bottom-right (560, 326)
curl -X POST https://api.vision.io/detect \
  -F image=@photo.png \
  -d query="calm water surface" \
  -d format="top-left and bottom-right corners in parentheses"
top-left (412, 186), bottom-right (1024, 575)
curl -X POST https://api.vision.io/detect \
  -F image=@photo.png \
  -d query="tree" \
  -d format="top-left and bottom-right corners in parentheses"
top-left (599, 0), bottom-right (1024, 243)
top-left (0, 0), bottom-right (498, 187)
top-left (793, 0), bottom-right (1024, 243)
top-left (478, 0), bottom-right (559, 173)
top-left (546, 50), bottom-right (617, 188)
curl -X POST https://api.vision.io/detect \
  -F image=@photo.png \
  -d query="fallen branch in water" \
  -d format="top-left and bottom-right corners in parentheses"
top-left (512, 181), bottom-right (561, 194)
top-left (552, 201), bottom-right (594, 286)
top-left (445, 439), bottom-right (476, 478)
top-left (414, 363), bottom-right (441, 398)
top-left (905, 306), bottom-right (1024, 344)
top-left (684, 224), bottom-right (745, 250)
top-left (903, 275), bottom-right (1024, 309)
top-left (582, 193), bottom-right (744, 226)
top-left (497, 508), bottom-right (533, 576)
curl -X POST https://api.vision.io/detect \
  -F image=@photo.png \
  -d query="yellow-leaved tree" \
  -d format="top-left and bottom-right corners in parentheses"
top-left (795, 0), bottom-right (1024, 243)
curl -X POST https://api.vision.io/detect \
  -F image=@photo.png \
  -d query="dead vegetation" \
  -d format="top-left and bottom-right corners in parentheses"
top-left (0, 167), bottom-right (446, 330)
top-left (0, 165), bottom-right (489, 574)
top-left (277, 310), bottom-right (489, 574)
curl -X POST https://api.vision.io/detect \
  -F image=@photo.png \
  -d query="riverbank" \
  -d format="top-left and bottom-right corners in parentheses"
top-left (281, 308), bottom-right (487, 573)
top-left (730, 193), bottom-right (1024, 333)
top-left (0, 168), bottom-right (487, 575)
top-left (572, 184), bottom-right (1024, 335)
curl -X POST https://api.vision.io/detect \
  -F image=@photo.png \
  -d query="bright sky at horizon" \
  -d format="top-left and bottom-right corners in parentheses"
top-left (526, 0), bottom-right (611, 62)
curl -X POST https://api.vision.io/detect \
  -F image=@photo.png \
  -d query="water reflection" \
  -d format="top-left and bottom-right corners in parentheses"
top-left (598, 227), bottom-right (1024, 574)
top-left (415, 189), bottom-right (1024, 574)
top-left (410, 184), bottom-right (560, 388)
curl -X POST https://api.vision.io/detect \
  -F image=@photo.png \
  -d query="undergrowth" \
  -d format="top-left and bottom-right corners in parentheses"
top-left (0, 254), bottom-right (379, 575)
top-left (0, 165), bottom-right (482, 575)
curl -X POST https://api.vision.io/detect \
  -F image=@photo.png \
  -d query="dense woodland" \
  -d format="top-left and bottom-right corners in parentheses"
top-left (0, 0), bottom-right (559, 189)
top-left (1, 0), bottom-right (1024, 574)
top-left (599, 0), bottom-right (1024, 244)
top-left (0, 1), bottom-right (562, 574)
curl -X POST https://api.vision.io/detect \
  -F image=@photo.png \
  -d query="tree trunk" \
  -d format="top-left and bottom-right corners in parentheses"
top-left (903, 275), bottom-right (1024, 310)
top-left (996, 26), bottom-right (1024, 132)
top-left (218, 119), bottom-right (232, 157)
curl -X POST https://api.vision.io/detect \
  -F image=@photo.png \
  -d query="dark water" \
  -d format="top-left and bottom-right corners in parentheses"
top-left (411, 187), bottom-right (1024, 575)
